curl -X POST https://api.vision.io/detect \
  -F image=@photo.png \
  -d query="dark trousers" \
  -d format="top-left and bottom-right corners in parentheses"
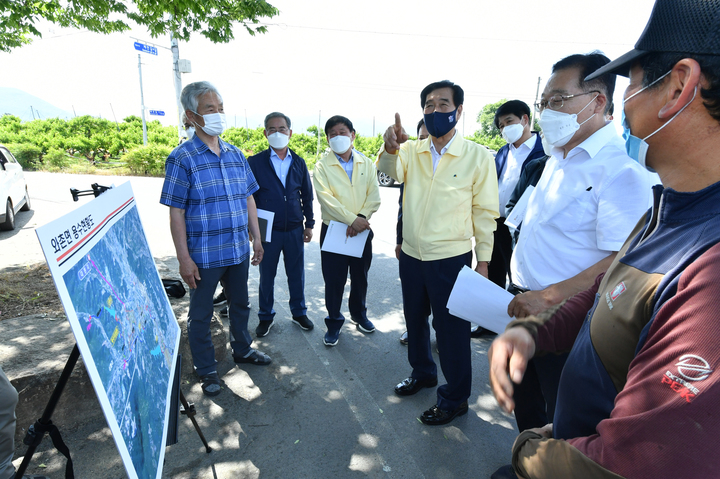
top-left (488, 218), bottom-right (513, 288)
top-left (258, 226), bottom-right (306, 322)
top-left (187, 261), bottom-right (252, 376)
top-left (319, 223), bottom-right (373, 324)
top-left (400, 250), bottom-right (472, 411)
top-left (509, 281), bottom-right (569, 430)
top-left (513, 353), bottom-right (569, 431)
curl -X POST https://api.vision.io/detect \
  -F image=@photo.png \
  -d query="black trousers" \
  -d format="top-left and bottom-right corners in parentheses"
top-left (513, 351), bottom-right (569, 431)
top-left (319, 222), bottom-right (373, 323)
top-left (400, 250), bottom-right (472, 411)
top-left (488, 217), bottom-right (513, 288)
top-left (510, 280), bottom-right (569, 430)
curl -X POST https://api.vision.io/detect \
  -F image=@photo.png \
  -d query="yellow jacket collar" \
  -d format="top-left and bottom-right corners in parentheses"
top-left (325, 148), bottom-right (366, 166)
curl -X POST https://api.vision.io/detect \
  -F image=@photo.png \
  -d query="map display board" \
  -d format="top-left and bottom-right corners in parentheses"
top-left (35, 182), bottom-right (180, 479)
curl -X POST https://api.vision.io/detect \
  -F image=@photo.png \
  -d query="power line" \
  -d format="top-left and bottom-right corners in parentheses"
top-left (307, 78), bottom-right (534, 102)
top-left (260, 23), bottom-right (635, 47)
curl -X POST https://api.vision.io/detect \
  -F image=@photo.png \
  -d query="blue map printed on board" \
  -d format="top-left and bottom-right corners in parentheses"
top-left (63, 206), bottom-right (177, 479)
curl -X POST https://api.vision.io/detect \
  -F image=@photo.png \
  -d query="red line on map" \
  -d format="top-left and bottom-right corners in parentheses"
top-left (56, 196), bottom-right (134, 262)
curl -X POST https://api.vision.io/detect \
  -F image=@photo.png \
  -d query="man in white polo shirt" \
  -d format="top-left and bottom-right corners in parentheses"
top-left (501, 52), bottom-right (656, 452)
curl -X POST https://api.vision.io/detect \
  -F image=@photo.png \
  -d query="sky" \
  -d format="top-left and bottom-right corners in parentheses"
top-left (0, 0), bottom-right (658, 137)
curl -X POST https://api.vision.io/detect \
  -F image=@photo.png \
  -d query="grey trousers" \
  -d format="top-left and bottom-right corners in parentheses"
top-left (0, 366), bottom-right (18, 479)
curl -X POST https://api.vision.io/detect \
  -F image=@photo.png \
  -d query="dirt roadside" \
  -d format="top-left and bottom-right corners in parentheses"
top-left (0, 263), bottom-right (62, 320)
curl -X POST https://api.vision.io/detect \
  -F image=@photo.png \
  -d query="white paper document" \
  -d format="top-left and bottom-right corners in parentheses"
top-left (447, 266), bottom-right (516, 334)
top-left (256, 208), bottom-right (275, 243)
top-left (505, 185), bottom-right (534, 231)
top-left (320, 220), bottom-right (370, 258)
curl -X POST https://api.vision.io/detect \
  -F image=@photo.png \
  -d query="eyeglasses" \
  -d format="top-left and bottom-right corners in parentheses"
top-left (535, 90), bottom-right (599, 112)
top-left (267, 127), bottom-right (289, 134)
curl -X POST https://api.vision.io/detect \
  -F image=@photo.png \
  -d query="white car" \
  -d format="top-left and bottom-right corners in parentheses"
top-left (377, 170), bottom-right (396, 187)
top-left (0, 145), bottom-right (31, 231)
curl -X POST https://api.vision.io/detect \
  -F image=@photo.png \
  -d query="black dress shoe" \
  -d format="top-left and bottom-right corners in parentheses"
top-left (420, 401), bottom-right (468, 425)
top-left (394, 376), bottom-right (438, 396)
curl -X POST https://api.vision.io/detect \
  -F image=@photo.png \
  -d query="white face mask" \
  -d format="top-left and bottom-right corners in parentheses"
top-left (538, 94), bottom-right (598, 148)
top-left (329, 135), bottom-right (352, 155)
top-left (185, 127), bottom-right (195, 141)
top-left (267, 131), bottom-right (289, 149)
top-left (541, 133), bottom-right (553, 156)
top-left (501, 121), bottom-right (525, 144)
top-left (193, 112), bottom-right (226, 137)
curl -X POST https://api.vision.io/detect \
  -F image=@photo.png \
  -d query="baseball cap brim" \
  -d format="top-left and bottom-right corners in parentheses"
top-left (585, 49), bottom-right (648, 81)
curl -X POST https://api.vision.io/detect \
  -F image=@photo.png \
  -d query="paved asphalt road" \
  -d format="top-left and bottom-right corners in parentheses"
top-left (2, 171), bottom-right (518, 478)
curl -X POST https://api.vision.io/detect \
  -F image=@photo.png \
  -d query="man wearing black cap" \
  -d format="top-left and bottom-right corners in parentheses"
top-left (489, 0), bottom-right (720, 477)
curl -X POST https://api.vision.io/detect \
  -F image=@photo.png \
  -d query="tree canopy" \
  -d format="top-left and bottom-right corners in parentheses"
top-left (476, 99), bottom-right (507, 139)
top-left (1, 0), bottom-right (278, 52)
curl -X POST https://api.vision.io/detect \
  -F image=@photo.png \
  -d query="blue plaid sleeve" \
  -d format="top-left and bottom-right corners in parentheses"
top-left (160, 148), bottom-right (190, 209)
top-left (245, 158), bottom-right (259, 196)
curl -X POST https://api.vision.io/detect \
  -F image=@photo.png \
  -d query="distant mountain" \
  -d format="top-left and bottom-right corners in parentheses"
top-left (0, 87), bottom-right (74, 121)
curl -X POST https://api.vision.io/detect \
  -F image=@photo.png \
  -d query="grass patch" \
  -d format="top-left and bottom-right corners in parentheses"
top-left (0, 263), bottom-right (63, 320)
top-left (38, 157), bottom-right (136, 176)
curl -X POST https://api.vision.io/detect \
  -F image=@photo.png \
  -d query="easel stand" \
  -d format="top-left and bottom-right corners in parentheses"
top-left (179, 391), bottom-right (212, 454)
top-left (15, 345), bottom-right (80, 479)
top-left (15, 346), bottom-right (211, 478)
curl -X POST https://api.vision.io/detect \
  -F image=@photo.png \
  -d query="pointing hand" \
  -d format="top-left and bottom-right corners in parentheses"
top-left (383, 113), bottom-right (408, 153)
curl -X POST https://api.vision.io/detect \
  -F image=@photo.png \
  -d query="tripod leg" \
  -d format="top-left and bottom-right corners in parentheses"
top-left (179, 391), bottom-right (212, 453)
top-left (15, 345), bottom-right (80, 478)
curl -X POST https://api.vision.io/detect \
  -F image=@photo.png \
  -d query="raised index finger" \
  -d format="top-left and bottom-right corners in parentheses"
top-left (394, 112), bottom-right (402, 131)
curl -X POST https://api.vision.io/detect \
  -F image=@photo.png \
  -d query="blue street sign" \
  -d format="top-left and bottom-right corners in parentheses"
top-left (149, 110), bottom-right (165, 116)
top-left (133, 42), bottom-right (158, 56)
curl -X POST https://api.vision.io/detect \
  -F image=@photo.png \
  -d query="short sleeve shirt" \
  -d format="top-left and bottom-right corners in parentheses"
top-left (160, 136), bottom-right (259, 269)
top-left (510, 123), bottom-right (656, 291)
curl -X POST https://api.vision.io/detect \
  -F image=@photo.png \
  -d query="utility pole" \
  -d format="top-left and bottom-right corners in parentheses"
top-left (170, 33), bottom-right (184, 139)
top-left (132, 35), bottom-right (185, 140)
top-left (110, 103), bottom-right (120, 132)
top-left (138, 54), bottom-right (148, 146)
top-left (531, 76), bottom-right (541, 129)
top-left (316, 110), bottom-right (321, 159)
top-left (30, 106), bottom-right (35, 120)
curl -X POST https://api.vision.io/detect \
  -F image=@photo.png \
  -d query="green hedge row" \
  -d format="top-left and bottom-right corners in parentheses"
top-left (0, 114), bottom-right (499, 176)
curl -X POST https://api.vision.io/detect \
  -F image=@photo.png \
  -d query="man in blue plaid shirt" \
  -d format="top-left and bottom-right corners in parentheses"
top-left (161, 81), bottom-right (271, 397)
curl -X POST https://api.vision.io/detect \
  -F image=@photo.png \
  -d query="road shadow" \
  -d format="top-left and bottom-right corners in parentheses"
top-left (8, 235), bottom-right (518, 478)
top-left (0, 209), bottom-right (35, 240)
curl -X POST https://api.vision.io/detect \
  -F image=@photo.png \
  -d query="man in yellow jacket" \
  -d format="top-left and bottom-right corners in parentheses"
top-left (378, 80), bottom-right (499, 425)
top-left (313, 115), bottom-right (381, 346)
